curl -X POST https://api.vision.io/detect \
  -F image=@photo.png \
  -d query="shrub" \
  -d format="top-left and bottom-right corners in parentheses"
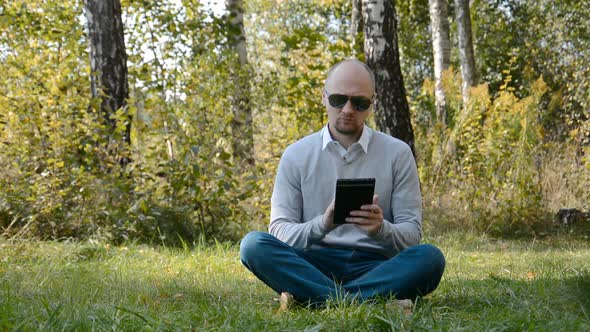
top-left (414, 68), bottom-right (566, 236)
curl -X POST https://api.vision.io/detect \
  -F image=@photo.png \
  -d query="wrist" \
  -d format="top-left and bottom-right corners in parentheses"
top-left (320, 215), bottom-right (331, 233)
top-left (371, 220), bottom-right (384, 237)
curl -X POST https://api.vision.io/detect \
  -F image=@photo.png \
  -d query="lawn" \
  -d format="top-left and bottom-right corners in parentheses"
top-left (1, 233), bottom-right (589, 331)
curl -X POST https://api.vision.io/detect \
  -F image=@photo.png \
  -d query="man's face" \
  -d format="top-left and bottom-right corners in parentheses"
top-left (323, 63), bottom-right (374, 137)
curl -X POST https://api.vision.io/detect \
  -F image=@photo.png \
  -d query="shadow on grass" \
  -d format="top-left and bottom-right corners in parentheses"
top-left (429, 273), bottom-right (590, 320)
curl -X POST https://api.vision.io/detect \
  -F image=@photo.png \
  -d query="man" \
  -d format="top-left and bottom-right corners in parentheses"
top-left (240, 59), bottom-right (445, 309)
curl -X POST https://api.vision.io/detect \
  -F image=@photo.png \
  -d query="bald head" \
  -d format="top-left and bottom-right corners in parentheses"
top-left (324, 59), bottom-right (375, 94)
top-left (322, 59), bottom-right (375, 145)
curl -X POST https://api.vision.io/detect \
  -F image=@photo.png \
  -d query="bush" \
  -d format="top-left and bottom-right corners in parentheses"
top-left (0, 1), bottom-right (259, 244)
top-left (413, 67), bottom-right (586, 236)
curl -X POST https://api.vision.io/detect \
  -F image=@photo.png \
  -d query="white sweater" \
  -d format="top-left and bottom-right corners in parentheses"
top-left (269, 125), bottom-right (422, 258)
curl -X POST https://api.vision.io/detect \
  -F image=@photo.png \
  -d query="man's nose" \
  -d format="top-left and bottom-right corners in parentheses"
top-left (341, 100), bottom-right (355, 114)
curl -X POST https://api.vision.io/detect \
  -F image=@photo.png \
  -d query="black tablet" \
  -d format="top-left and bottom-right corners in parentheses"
top-left (333, 178), bottom-right (376, 224)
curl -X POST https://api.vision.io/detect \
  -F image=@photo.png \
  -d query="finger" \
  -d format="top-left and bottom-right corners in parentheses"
top-left (346, 216), bottom-right (382, 224)
top-left (326, 201), bottom-right (335, 215)
top-left (349, 210), bottom-right (373, 218)
top-left (346, 217), bottom-right (374, 225)
top-left (351, 210), bottom-right (382, 221)
top-left (360, 204), bottom-right (381, 214)
top-left (373, 194), bottom-right (379, 205)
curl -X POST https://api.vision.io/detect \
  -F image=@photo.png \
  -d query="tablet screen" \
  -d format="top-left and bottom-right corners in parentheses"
top-left (333, 178), bottom-right (375, 224)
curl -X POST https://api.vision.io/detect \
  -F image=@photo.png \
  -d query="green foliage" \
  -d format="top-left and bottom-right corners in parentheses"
top-left (400, 0), bottom-right (590, 145)
top-left (1, 0), bottom-right (589, 241)
top-left (0, 0), bottom-right (356, 244)
top-left (407, 0), bottom-right (590, 235)
top-left (414, 66), bottom-right (558, 235)
top-left (0, 0), bottom-right (101, 238)
top-left (245, 0), bottom-right (354, 226)
top-left (397, 0), bottom-right (433, 96)
top-left (247, 0), bottom-right (352, 135)
top-left (0, 0), bottom-right (256, 244)
top-left (470, 0), bottom-right (590, 144)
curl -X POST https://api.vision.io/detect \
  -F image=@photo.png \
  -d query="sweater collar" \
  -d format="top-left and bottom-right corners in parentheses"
top-left (321, 124), bottom-right (372, 153)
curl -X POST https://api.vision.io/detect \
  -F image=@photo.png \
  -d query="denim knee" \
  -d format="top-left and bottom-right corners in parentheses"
top-left (239, 231), bottom-right (268, 264)
top-left (419, 243), bottom-right (446, 275)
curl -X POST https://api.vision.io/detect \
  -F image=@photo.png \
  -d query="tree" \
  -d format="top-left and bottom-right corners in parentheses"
top-left (226, 0), bottom-right (255, 166)
top-left (84, 0), bottom-right (131, 146)
top-left (362, 0), bottom-right (416, 155)
top-left (470, 0), bottom-right (589, 143)
top-left (454, 0), bottom-right (477, 104)
top-left (351, 0), bottom-right (364, 57)
top-left (428, 0), bottom-right (451, 124)
top-left (396, 0), bottom-right (433, 97)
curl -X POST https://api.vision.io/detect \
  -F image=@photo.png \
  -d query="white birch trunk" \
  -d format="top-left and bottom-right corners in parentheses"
top-left (428, 0), bottom-right (451, 124)
top-left (454, 0), bottom-right (477, 104)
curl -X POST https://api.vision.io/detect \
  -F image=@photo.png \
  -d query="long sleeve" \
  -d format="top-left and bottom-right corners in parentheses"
top-left (373, 144), bottom-right (422, 253)
top-left (268, 152), bottom-right (328, 249)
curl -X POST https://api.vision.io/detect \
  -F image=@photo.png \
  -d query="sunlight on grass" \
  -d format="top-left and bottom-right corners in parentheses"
top-left (1, 234), bottom-right (589, 331)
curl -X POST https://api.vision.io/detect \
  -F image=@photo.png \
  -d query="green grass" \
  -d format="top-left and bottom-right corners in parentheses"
top-left (1, 233), bottom-right (589, 331)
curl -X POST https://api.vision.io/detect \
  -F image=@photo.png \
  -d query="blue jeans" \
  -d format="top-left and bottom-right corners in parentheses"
top-left (240, 231), bottom-right (445, 304)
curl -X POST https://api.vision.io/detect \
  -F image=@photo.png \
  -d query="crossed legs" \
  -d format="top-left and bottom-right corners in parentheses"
top-left (240, 231), bottom-right (445, 304)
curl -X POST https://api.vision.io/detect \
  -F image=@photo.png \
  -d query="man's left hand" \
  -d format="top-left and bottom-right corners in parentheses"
top-left (346, 195), bottom-right (383, 236)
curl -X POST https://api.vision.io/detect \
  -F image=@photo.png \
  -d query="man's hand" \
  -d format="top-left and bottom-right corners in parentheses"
top-left (322, 200), bottom-right (336, 231)
top-left (346, 195), bottom-right (383, 236)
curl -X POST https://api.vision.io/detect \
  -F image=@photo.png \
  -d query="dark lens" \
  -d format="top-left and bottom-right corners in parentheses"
top-left (351, 96), bottom-right (372, 111)
top-left (328, 94), bottom-right (349, 108)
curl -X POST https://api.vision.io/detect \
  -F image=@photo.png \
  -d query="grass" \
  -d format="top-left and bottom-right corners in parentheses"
top-left (1, 233), bottom-right (589, 331)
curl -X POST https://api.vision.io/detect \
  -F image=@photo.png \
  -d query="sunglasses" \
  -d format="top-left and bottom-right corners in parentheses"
top-left (324, 89), bottom-right (373, 112)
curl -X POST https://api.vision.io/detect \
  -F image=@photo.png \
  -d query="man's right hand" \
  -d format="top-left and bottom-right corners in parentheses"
top-left (322, 200), bottom-right (336, 231)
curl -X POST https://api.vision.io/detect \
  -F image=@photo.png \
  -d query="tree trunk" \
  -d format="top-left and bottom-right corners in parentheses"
top-left (351, 0), bottom-right (364, 57)
top-left (428, 0), bottom-right (451, 124)
top-left (362, 0), bottom-right (416, 156)
top-left (226, 0), bottom-right (254, 166)
top-left (454, 0), bottom-right (477, 104)
top-left (84, 0), bottom-right (130, 145)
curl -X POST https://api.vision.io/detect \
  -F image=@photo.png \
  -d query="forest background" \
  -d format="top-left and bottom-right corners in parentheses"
top-left (1, 0), bottom-right (589, 245)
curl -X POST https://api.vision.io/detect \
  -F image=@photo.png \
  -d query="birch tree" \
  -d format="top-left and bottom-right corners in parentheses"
top-left (428, 0), bottom-right (451, 124)
top-left (226, 0), bottom-right (254, 166)
top-left (362, 0), bottom-right (415, 155)
top-left (454, 0), bottom-right (477, 104)
top-left (351, 0), bottom-right (364, 57)
top-left (84, 0), bottom-right (130, 146)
